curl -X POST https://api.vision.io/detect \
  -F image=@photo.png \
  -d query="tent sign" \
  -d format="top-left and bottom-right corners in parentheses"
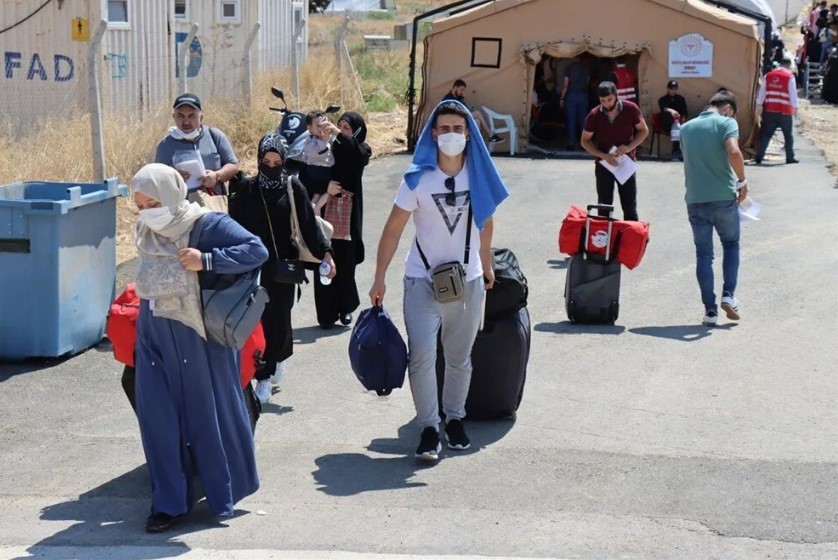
top-left (669, 33), bottom-right (713, 77)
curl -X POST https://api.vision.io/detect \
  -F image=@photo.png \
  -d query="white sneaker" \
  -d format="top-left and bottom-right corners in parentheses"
top-left (254, 380), bottom-right (272, 403)
top-left (721, 295), bottom-right (740, 320)
top-left (703, 309), bottom-right (718, 326)
top-left (270, 361), bottom-right (286, 386)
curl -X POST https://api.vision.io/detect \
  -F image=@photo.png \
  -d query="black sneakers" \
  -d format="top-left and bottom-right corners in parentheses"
top-left (145, 512), bottom-right (183, 533)
top-left (445, 419), bottom-right (471, 450)
top-left (415, 427), bottom-right (441, 460)
top-left (488, 134), bottom-right (503, 143)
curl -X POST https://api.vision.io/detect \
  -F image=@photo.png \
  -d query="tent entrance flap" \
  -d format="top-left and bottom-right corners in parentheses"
top-left (522, 40), bottom-right (651, 64)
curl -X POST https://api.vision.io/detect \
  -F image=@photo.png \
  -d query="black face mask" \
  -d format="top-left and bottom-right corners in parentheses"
top-left (259, 163), bottom-right (283, 181)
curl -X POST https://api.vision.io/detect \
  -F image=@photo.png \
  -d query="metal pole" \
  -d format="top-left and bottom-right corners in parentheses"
top-left (343, 40), bottom-right (368, 115)
top-left (242, 22), bottom-right (261, 107)
top-left (291, 19), bottom-right (306, 102)
top-left (179, 23), bottom-right (199, 95)
top-left (87, 20), bottom-right (107, 182)
top-left (335, 17), bottom-right (350, 74)
top-left (784, 0), bottom-right (789, 25)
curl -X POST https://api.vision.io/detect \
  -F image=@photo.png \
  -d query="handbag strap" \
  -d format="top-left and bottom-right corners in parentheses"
top-left (188, 215), bottom-right (206, 249)
top-left (415, 201), bottom-right (473, 270)
top-left (257, 182), bottom-right (281, 260)
top-left (286, 175), bottom-right (304, 245)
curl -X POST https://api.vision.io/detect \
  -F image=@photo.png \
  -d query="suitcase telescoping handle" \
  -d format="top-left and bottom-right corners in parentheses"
top-left (584, 204), bottom-right (615, 261)
top-left (586, 204), bottom-right (616, 218)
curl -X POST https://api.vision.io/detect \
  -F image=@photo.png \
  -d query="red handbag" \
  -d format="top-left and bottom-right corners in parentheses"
top-left (323, 192), bottom-right (353, 240)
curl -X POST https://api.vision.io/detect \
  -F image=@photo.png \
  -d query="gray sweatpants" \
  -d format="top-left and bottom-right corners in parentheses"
top-left (403, 276), bottom-right (485, 431)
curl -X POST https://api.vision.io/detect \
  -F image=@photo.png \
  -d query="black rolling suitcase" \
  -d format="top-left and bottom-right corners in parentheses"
top-left (565, 204), bottom-right (621, 324)
top-left (437, 306), bottom-right (531, 420)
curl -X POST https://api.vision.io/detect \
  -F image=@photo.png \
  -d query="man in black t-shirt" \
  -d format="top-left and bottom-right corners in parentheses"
top-left (658, 80), bottom-right (688, 159)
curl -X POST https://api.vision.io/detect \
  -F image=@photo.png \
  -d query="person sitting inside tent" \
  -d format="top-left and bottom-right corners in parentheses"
top-left (443, 79), bottom-right (503, 144)
top-left (658, 80), bottom-right (688, 160)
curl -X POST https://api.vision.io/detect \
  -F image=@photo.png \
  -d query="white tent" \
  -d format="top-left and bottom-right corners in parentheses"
top-left (705, 0), bottom-right (776, 25)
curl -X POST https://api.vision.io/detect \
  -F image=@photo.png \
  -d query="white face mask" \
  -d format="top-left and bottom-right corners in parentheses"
top-left (437, 132), bottom-right (467, 157)
top-left (139, 207), bottom-right (175, 231)
top-left (169, 126), bottom-right (200, 141)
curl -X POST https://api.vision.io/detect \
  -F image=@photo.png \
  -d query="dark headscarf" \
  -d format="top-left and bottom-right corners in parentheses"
top-left (257, 133), bottom-right (289, 190)
top-left (338, 112), bottom-right (367, 143)
top-left (336, 112), bottom-right (371, 167)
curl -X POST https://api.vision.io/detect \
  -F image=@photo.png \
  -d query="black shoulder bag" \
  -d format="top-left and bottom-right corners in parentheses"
top-left (415, 203), bottom-right (473, 304)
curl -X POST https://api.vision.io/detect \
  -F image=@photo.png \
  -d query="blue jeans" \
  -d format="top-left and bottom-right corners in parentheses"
top-left (687, 200), bottom-right (740, 311)
top-left (565, 90), bottom-right (588, 147)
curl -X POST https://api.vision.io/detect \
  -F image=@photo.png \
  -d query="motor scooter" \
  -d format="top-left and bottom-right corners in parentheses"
top-left (270, 87), bottom-right (340, 160)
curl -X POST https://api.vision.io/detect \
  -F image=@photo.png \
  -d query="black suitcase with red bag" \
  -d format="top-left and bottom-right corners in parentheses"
top-left (564, 204), bottom-right (621, 324)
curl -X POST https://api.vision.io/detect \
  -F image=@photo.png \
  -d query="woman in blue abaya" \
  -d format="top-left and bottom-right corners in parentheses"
top-left (131, 163), bottom-right (268, 532)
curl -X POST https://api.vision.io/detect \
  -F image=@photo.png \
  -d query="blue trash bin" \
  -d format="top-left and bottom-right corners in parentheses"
top-left (0, 178), bottom-right (128, 360)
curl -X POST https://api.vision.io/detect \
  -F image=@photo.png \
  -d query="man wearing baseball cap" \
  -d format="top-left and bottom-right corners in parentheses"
top-left (154, 93), bottom-right (239, 195)
top-left (658, 80), bottom-right (688, 160)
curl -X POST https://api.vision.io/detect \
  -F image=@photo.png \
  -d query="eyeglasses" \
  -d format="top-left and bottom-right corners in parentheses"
top-left (444, 176), bottom-right (456, 207)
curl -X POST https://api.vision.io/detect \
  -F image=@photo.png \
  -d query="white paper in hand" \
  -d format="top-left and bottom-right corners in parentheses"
top-left (738, 196), bottom-right (761, 223)
top-left (598, 146), bottom-right (637, 185)
top-left (172, 150), bottom-right (206, 191)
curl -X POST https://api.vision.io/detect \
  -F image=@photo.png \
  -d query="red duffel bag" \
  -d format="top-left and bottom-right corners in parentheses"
top-left (106, 284), bottom-right (266, 387)
top-left (107, 283), bottom-right (139, 367)
top-left (558, 205), bottom-right (650, 269)
top-left (614, 219), bottom-right (651, 270)
top-left (239, 322), bottom-right (266, 387)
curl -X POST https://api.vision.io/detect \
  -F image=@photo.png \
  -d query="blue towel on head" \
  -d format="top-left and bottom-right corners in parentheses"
top-left (404, 100), bottom-right (509, 228)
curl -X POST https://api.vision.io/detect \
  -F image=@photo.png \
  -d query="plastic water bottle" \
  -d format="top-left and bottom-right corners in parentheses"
top-left (670, 121), bottom-right (681, 141)
top-left (319, 261), bottom-right (332, 286)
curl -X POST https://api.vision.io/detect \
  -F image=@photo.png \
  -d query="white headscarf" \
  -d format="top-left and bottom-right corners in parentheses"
top-left (132, 163), bottom-right (209, 338)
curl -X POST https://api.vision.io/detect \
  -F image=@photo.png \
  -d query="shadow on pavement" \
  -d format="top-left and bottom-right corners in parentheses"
top-left (313, 419), bottom-right (515, 496)
top-left (11, 466), bottom-right (197, 560)
top-left (260, 400), bottom-right (294, 416)
top-left (547, 258), bottom-right (570, 270)
top-left (534, 322), bottom-right (626, 335)
top-left (293, 324), bottom-right (351, 345)
top-left (629, 323), bottom-right (736, 341)
top-left (0, 356), bottom-right (73, 383)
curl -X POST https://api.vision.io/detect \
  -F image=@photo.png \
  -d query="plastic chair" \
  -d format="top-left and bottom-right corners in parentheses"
top-left (648, 112), bottom-right (684, 159)
top-left (482, 106), bottom-right (517, 155)
top-left (648, 112), bottom-right (664, 158)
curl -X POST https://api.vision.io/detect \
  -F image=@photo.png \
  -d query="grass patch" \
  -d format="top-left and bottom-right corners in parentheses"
top-left (365, 10), bottom-right (395, 20)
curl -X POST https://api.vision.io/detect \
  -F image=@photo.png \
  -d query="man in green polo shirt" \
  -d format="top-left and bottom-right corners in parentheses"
top-left (679, 90), bottom-right (750, 327)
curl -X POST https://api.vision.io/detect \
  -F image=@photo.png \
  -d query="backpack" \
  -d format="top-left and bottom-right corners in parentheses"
top-left (485, 248), bottom-right (529, 320)
top-left (190, 216), bottom-right (270, 350)
top-left (348, 306), bottom-right (408, 396)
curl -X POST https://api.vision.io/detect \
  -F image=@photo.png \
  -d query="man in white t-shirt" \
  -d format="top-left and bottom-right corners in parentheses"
top-left (369, 102), bottom-right (496, 461)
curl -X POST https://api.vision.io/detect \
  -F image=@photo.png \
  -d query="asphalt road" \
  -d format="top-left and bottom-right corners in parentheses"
top-left (1, 131), bottom-right (836, 559)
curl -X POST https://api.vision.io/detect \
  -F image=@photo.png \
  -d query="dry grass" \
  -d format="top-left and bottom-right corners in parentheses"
top-left (0, 1), bottom-right (443, 264)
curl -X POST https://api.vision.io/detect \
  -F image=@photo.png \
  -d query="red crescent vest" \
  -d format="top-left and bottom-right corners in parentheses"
top-left (763, 68), bottom-right (794, 116)
top-left (613, 66), bottom-right (638, 103)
